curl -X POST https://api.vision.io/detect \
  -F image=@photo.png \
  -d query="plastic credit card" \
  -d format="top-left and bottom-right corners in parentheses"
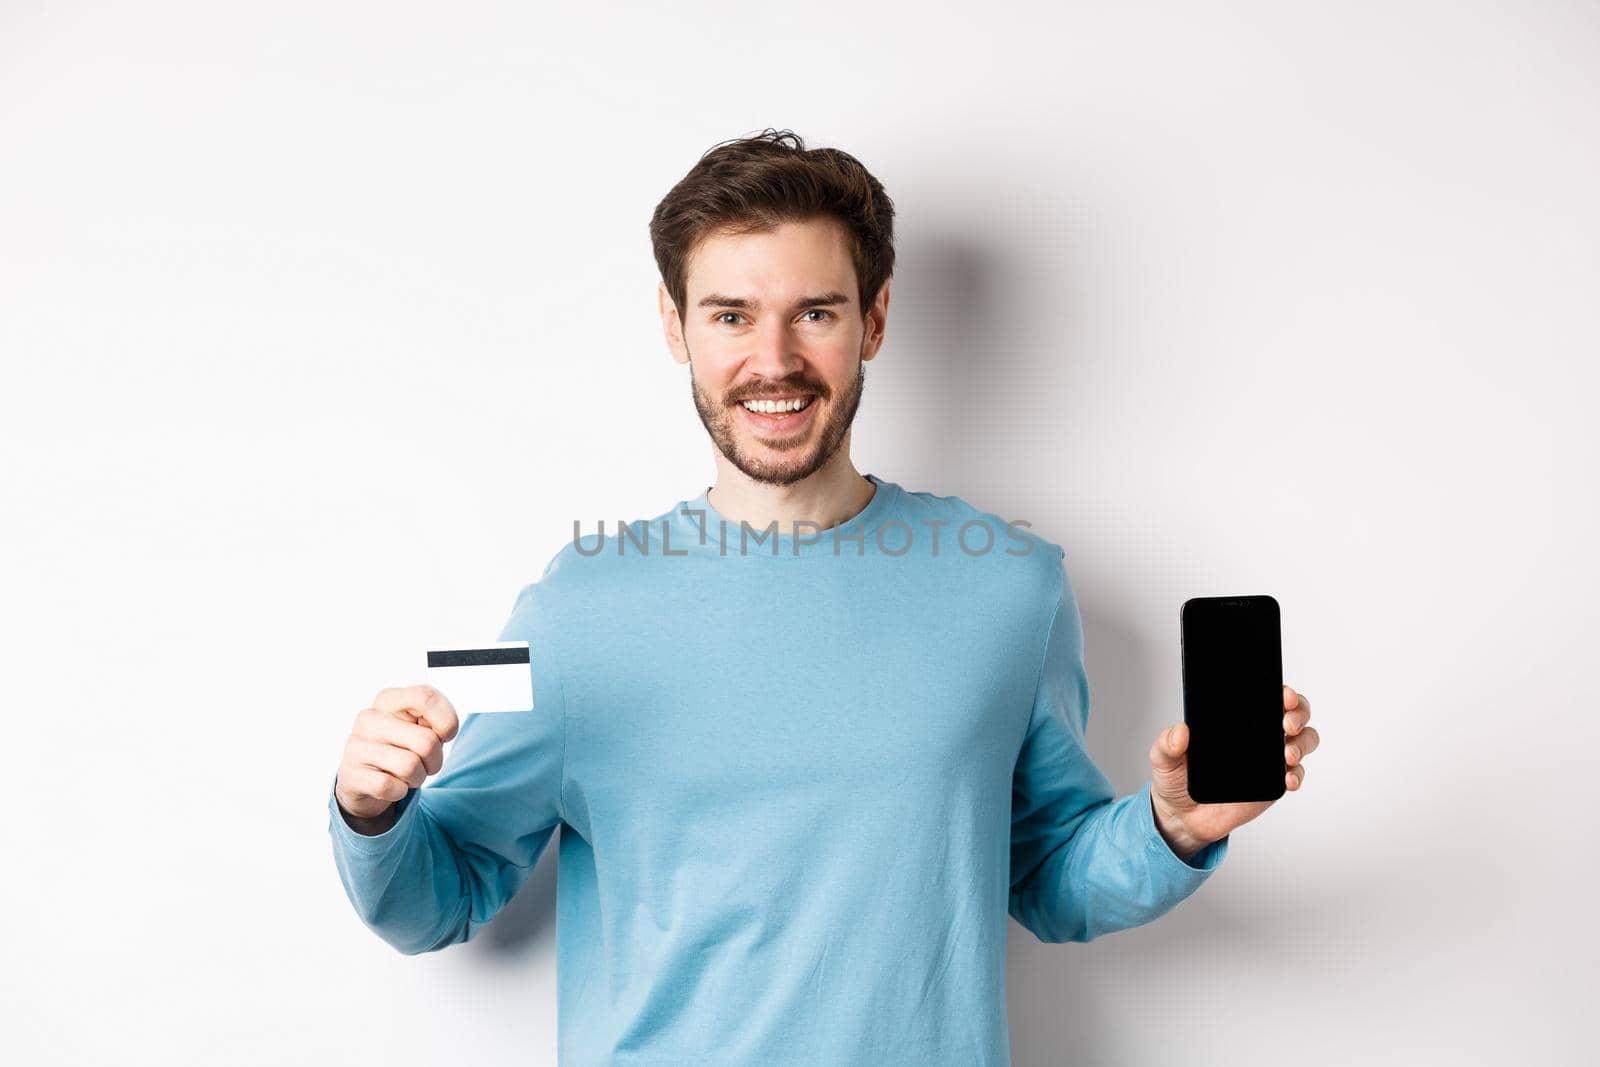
top-left (424, 640), bottom-right (532, 714)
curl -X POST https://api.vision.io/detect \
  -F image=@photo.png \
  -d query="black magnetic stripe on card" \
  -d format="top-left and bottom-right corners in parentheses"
top-left (427, 647), bottom-right (531, 668)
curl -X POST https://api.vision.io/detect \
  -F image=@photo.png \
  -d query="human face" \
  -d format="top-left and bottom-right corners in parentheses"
top-left (660, 217), bottom-right (889, 488)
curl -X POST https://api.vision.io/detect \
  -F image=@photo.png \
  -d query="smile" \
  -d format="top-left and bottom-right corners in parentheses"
top-left (737, 395), bottom-right (818, 434)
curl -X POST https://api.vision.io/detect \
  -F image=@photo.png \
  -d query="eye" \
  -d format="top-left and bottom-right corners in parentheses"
top-left (801, 309), bottom-right (835, 322)
top-left (715, 312), bottom-right (746, 325)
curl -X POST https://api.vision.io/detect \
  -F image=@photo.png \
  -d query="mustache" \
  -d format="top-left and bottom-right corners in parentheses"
top-left (729, 386), bottom-right (825, 403)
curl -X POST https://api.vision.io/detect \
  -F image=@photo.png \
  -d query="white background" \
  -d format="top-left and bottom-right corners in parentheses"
top-left (3, 2), bottom-right (1596, 1064)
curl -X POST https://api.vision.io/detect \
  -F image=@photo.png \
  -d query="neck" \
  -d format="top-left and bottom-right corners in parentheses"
top-left (706, 459), bottom-right (876, 534)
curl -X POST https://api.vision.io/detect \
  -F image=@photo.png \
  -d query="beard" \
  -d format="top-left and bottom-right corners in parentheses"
top-left (687, 351), bottom-right (867, 488)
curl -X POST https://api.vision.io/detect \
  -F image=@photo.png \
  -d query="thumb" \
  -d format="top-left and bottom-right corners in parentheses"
top-left (1149, 722), bottom-right (1194, 802)
top-left (1150, 722), bottom-right (1188, 772)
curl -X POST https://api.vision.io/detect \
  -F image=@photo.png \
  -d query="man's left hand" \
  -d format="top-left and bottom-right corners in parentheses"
top-left (1147, 684), bottom-right (1319, 863)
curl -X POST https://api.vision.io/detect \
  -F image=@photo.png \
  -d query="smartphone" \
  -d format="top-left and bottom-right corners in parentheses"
top-left (1180, 595), bottom-right (1285, 804)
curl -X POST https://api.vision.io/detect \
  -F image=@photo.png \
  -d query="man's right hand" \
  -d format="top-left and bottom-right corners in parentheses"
top-left (334, 685), bottom-right (461, 831)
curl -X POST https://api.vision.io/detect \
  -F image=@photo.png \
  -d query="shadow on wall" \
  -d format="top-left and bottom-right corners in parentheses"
top-left (891, 228), bottom-right (1008, 471)
top-left (463, 831), bottom-right (560, 964)
top-left (870, 222), bottom-right (1057, 492)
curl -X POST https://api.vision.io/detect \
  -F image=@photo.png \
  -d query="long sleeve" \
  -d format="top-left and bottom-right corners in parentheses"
top-left (1007, 554), bottom-right (1227, 944)
top-left (326, 581), bottom-right (567, 955)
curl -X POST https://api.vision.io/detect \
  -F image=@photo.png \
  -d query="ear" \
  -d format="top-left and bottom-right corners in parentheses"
top-left (659, 281), bottom-right (690, 365)
top-left (860, 277), bottom-right (892, 363)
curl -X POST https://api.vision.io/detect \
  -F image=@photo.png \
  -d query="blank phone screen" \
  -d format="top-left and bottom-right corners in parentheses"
top-left (1181, 596), bottom-right (1285, 803)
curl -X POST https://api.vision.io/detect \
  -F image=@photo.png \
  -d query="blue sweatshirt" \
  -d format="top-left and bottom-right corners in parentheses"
top-left (328, 474), bottom-right (1227, 1065)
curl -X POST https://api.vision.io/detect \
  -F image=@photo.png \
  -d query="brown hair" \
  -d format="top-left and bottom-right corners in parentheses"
top-left (649, 128), bottom-right (896, 325)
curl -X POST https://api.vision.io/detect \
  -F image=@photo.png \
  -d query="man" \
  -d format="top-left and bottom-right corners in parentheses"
top-left (328, 129), bottom-right (1320, 1065)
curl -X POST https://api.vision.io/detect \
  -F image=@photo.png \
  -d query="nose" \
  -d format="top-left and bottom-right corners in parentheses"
top-left (742, 317), bottom-right (808, 382)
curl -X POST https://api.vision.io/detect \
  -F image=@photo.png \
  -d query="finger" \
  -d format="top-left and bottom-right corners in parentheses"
top-left (341, 763), bottom-right (410, 806)
top-left (1285, 762), bottom-right (1306, 791)
top-left (356, 738), bottom-right (429, 790)
top-left (372, 685), bottom-right (460, 742)
top-left (1284, 693), bottom-right (1312, 735)
top-left (357, 708), bottom-right (447, 776)
top-left (1150, 723), bottom-right (1188, 771)
top-left (1286, 725), bottom-right (1320, 766)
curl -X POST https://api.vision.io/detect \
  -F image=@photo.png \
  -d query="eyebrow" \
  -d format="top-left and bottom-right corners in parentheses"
top-left (696, 291), bottom-right (853, 311)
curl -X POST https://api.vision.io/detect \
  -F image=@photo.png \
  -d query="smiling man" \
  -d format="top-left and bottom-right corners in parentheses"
top-left (327, 129), bottom-right (1319, 1066)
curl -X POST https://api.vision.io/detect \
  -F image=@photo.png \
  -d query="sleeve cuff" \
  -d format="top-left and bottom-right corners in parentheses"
top-left (1137, 781), bottom-right (1229, 875)
top-left (327, 774), bottom-right (423, 858)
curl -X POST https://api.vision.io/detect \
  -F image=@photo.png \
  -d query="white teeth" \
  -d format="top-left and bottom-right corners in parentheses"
top-left (741, 397), bottom-right (812, 414)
